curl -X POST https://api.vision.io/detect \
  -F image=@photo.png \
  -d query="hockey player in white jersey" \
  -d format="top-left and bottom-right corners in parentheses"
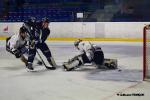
top-left (6, 26), bottom-right (42, 68)
top-left (63, 39), bottom-right (117, 71)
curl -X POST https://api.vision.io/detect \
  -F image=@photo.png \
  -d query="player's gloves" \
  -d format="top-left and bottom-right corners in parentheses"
top-left (30, 39), bottom-right (41, 48)
top-left (29, 40), bottom-right (36, 49)
top-left (39, 39), bottom-right (43, 43)
top-left (13, 50), bottom-right (21, 58)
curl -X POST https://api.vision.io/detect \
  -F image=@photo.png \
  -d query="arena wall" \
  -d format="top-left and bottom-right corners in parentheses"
top-left (0, 22), bottom-right (149, 41)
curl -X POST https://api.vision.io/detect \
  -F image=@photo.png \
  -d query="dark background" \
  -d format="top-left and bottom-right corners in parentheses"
top-left (0, 0), bottom-right (150, 22)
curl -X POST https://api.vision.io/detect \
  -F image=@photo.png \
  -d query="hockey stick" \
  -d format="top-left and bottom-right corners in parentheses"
top-left (36, 50), bottom-right (50, 68)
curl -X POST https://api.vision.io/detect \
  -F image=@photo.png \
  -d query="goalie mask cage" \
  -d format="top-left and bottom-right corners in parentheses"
top-left (143, 25), bottom-right (150, 80)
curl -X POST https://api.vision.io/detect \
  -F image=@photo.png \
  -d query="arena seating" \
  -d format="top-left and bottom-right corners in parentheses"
top-left (0, 0), bottom-right (91, 22)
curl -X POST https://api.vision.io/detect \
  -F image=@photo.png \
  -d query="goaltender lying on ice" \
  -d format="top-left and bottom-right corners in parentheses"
top-left (63, 39), bottom-right (118, 71)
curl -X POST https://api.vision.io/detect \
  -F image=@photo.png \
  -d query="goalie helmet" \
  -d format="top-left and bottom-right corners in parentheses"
top-left (74, 39), bottom-right (82, 47)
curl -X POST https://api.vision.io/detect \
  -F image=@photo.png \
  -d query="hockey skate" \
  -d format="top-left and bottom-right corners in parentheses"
top-left (26, 63), bottom-right (34, 70)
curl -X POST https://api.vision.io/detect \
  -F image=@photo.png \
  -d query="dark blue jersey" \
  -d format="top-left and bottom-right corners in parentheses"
top-left (41, 28), bottom-right (50, 42)
top-left (24, 21), bottom-right (50, 42)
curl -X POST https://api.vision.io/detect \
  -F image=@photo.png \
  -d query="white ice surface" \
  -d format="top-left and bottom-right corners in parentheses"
top-left (0, 40), bottom-right (149, 100)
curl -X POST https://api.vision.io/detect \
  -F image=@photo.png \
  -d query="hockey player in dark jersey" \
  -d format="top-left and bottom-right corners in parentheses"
top-left (24, 17), bottom-right (57, 70)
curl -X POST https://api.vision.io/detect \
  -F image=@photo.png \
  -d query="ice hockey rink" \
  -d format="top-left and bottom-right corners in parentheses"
top-left (0, 40), bottom-right (149, 100)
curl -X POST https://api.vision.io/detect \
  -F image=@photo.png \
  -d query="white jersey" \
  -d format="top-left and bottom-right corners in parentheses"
top-left (7, 33), bottom-right (28, 52)
top-left (77, 41), bottom-right (94, 61)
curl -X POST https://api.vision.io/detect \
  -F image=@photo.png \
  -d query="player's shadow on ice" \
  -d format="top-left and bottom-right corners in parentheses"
top-left (0, 64), bottom-right (45, 71)
top-left (0, 65), bottom-right (52, 76)
top-left (73, 65), bottom-right (112, 72)
top-left (86, 66), bottom-right (143, 82)
top-left (15, 68), bottom-right (53, 77)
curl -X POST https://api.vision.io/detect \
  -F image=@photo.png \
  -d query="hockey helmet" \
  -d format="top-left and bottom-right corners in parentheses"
top-left (42, 17), bottom-right (49, 23)
top-left (74, 39), bottom-right (82, 47)
top-left (19, 26), bottom-right (27, 33)
top-left (25, 17), bottom-right (36, 27)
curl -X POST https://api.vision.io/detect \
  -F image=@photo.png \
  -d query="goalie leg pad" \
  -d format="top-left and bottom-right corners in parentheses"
top-left (63, 56), bottom-right (83, 71)
top-left (63, 60), bottom-right (79, 71)
top-left (103, 58), bottom-right (118, 69)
